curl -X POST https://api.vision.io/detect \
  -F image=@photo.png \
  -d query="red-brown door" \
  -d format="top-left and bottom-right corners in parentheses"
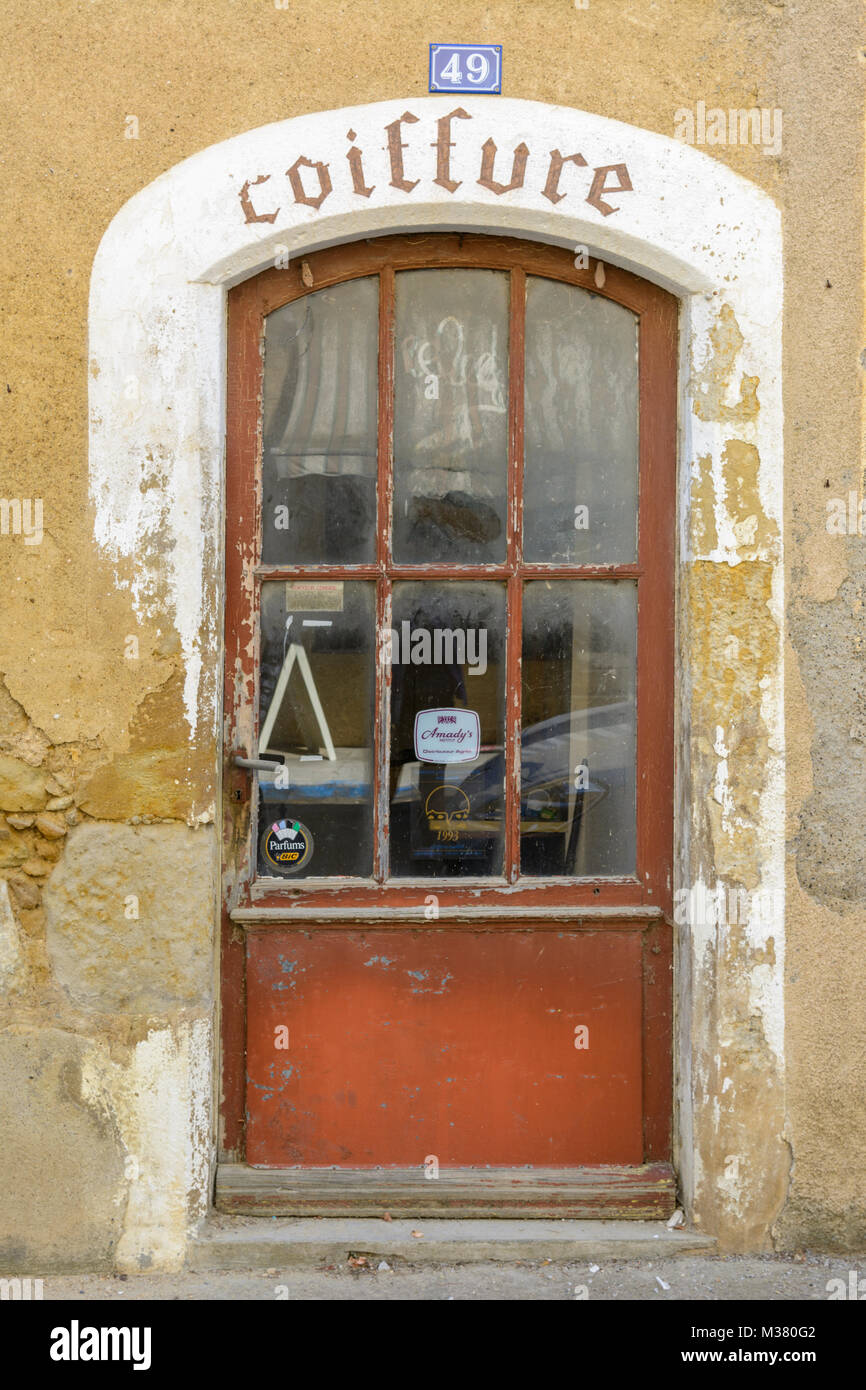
top-left (219, 235), bottom-right (677, 1216)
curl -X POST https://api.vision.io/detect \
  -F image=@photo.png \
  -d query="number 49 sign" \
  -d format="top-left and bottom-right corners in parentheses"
top-left (429, 43), bottom-right (502, 95)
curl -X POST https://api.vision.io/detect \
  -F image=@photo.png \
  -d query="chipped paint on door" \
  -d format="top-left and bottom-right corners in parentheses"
top-left (245, 928), bottom-right (645, 1167)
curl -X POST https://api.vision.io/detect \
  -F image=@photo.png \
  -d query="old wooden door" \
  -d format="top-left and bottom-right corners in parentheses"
top-left (219, 234), bottom-right (677, 1216)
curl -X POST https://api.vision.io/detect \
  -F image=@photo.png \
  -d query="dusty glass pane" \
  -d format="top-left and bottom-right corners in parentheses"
top-left (261, 278), bottom-right (378, 564)
top-left (257, 580), bottom-right (375, 877)
top-left (393, 270), bottom-right (508, 564)
top-left (524, 278), bottom-right (638, 564)
top-left (521, 581), bottom-right (636, 876)
top-left (389, 582), bottom-right (506, 877)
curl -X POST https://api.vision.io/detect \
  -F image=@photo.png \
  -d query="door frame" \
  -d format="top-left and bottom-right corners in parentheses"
top-left (219, 233), bottom-right (676, 1204)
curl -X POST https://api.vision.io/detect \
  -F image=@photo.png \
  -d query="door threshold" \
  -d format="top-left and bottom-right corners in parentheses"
top-left (215, 1162), bottom-right (677, 1219)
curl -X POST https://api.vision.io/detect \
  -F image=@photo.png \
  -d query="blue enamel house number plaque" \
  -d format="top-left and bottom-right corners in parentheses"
top-left (429, 43), bottom-right (502, 94)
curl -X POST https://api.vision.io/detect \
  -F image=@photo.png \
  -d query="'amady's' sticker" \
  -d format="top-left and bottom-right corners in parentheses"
top-left (414, 709), bottom-right (480, 763)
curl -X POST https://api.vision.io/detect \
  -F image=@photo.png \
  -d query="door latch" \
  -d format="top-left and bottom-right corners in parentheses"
top-left (233, 754), bottom-right (283, 773)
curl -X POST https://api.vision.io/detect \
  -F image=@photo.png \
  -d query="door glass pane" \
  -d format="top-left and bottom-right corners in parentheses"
top-left (521, 581), bottom-right (636, 876)
top-left (257, 580), bottom-right (375, 877)
top-left (261, 277), bottom-right (378, 565)
top-left (393, 270), bottom-right (508, 564)
top-left (524, 278), bottom-right (638, 564)
top-left (388, 582), bottom-right (506, 877)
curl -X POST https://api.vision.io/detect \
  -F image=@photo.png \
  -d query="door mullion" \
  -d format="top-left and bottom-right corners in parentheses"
top-left (374, 268), bottom-right (396, 881)
top-left (377, 266), bottom-right (395, 572)
top-left (374, 578), bottom-right (392, 881)
top-left (504, 266), bottom-right (525, 882)
top-left (505, 574), bottom-right (523, 882)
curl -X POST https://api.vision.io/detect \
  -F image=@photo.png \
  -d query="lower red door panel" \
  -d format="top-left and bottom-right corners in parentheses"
top-left (245, 928), bottom-right (644, 1167)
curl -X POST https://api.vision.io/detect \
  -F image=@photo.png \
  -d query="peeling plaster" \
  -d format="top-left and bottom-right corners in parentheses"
top-left (80, 1019), bottom-right (212, 1273)
top-left (682, 292), bottom-right (787, 1244)
top-left (691, 303), bottom-right (760, 426)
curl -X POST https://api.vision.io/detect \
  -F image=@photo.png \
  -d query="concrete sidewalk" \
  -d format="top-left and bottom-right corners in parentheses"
top-left (30, 1252), bottom-right (866, 1301)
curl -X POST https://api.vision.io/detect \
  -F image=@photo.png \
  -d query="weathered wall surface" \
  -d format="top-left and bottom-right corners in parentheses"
top-left (774, 1), bottom-right (866, 1251)
top-left (0, 0), bottom-right (863, 1267)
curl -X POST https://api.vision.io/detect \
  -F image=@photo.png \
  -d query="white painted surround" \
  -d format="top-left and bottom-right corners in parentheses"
top-left (87, 98), bottom-right (784, 1249)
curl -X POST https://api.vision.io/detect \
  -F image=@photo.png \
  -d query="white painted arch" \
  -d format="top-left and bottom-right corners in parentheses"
top-left (87, 97), bottom-right (785, 1242)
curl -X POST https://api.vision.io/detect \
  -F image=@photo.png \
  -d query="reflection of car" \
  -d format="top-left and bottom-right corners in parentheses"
top-left (394, 702), bottom-right (634, 874)
top-left (515, 700), bottom-right (632, 828)
top-left (467, 704), bottom-right (632, 874)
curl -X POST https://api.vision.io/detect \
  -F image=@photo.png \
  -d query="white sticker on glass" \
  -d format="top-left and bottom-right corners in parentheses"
top-left (414, 708), bottom-right (480, 763)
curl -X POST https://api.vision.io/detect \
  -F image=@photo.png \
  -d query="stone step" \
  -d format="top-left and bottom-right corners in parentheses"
top-left (188, 1216), bottom-right (716, 1270)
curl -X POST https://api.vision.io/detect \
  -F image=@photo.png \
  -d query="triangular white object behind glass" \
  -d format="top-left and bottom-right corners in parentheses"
top-left (259, 642), bottom-right (337, 762)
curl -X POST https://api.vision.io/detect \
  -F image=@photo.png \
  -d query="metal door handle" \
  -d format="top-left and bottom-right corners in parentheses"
top-left (233, 755), bottom-right (283, 772)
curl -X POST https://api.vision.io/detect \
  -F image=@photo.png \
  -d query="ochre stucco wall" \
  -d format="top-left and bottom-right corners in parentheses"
top-left (0, 0), bottom-right (863, 1267)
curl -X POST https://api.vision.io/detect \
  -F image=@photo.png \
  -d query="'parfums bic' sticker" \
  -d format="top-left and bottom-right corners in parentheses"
top-left (261, 818), bottom-right (313, 874)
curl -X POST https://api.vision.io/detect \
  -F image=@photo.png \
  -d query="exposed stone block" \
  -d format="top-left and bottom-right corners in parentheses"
top-left (0, 756), bottom-right (47, 813)
top-left (35, 812), bottom-right (68, 840)
top-left (21, 858), bottom-right (50, 877)
top-left (6, 874), bottom-right (40, 910)
top-left (43, 822), bottom-right (216, 1013)
top-left (0, 881), bottom-right (25, 991)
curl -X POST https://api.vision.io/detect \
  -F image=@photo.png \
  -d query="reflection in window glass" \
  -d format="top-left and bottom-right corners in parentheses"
top-left (524, 278), bottom-right (638, 564)
top-left (389, 583), bottom-right (506, 877)
top-left (257, 580), bottom-right (375, 877)
top-left (261, 278), bottom-right (378, 565)
top-left (393, 270), bottom-right (509, 564)
top-left (521, 581), bottom-right (636, 876)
